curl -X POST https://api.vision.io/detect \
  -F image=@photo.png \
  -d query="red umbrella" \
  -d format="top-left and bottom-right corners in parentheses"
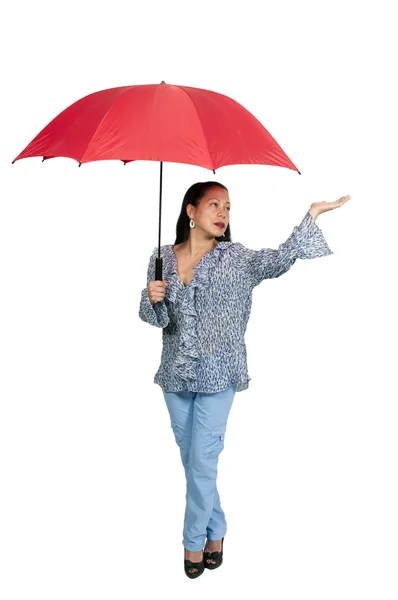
top-left (12, 81), bottom-right (300, 278)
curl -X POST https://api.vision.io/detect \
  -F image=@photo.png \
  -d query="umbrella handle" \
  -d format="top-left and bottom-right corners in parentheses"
top-left (155, 257), bottom-right (163, 281)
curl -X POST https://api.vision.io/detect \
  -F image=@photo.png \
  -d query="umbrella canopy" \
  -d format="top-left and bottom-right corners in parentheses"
top-left (12, 82), bottom-right (300, 280)
top-left (13, 82), bottom-right (299, 172)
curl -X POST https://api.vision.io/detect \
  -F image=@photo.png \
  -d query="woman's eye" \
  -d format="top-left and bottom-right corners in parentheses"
top-left (212, 203), bottom-right (230, 211)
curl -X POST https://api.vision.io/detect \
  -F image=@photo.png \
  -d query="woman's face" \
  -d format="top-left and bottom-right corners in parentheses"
top-left (188, 187), bottom-right (231, 238)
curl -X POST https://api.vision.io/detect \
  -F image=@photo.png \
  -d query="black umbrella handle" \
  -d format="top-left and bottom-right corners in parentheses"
top-left (155, 256), bottom-right (163, 281)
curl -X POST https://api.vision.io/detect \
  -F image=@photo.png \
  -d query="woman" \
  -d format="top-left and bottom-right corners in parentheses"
top-left (139, 181), bottom-right (350, 578)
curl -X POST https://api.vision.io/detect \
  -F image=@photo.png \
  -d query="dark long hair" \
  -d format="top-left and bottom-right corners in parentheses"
top-left (174, 181), bottom-right (232, 245)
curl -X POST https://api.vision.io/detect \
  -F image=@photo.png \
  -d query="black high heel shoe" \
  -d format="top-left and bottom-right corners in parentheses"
top-left (184, 548), bottom-right (205, 579)
top-left (204, 537), bottom-right (224, 569)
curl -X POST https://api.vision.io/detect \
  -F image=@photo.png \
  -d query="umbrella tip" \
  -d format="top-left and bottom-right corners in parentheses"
top-left (161, 80), bottom-right (166, 84)
top-left (12, 159), bottom-right (15, 164)
top-left (78, 162), bottom-right (82, 167)
top-left (298, 170), bottom-right (301, 175)
top-left (42, 156), bottom-right (46, 162)
top-left (213, 170), bottom-right (216, 174)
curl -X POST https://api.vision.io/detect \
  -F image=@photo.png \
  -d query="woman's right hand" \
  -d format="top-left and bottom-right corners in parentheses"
top-left (148, 279), bottom-right (168, 305)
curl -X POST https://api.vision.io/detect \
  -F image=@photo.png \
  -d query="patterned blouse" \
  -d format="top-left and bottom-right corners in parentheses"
top-left (139, 210), bottom-right (333, 393)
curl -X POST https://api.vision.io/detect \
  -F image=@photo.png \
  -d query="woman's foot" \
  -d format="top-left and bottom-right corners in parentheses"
top-left (204, 539), bottom-right (222, 565)
top-left (184, 549), bottom-right (204, 575)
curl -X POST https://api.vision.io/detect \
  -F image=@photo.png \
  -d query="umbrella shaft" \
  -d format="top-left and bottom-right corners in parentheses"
top-left (158, 161), bottom-right (163, 254)
top-left (155, 161), bottom-right (163, 281)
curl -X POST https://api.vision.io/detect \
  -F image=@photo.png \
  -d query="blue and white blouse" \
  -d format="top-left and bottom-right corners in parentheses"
top-left (139, 210), bottom-right (333, 393)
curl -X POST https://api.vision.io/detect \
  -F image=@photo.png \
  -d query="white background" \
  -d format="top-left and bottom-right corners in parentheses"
top-left (1, 0), bottom-right (397, 598)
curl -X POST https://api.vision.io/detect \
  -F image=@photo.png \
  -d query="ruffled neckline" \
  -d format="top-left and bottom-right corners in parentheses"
top-left (162, 241), bottom-right (233, 303)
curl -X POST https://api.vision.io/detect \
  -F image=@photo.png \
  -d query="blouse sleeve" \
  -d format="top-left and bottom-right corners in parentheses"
top-left (138, 250), bottom-right (170, 328)
top-left (236, 210), bottom-right (334, 288)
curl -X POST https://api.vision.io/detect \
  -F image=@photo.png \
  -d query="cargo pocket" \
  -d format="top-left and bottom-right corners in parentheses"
top-left (203, 429), bottom-right (225, 459)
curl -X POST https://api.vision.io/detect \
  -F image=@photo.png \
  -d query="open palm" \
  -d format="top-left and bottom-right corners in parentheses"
top-left (311, 195), bottom-right (351, 215)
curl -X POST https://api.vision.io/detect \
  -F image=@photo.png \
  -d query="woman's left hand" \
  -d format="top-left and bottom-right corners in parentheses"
top-left (310, 195), bottom-right (351, 219)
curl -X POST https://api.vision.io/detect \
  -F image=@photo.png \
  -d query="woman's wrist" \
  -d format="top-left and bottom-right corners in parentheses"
top-left (309, 206), bottom-right (319, 221)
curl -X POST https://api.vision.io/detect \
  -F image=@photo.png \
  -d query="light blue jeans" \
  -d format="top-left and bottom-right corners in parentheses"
top-left (163, 384), bottom-right (237, 552)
